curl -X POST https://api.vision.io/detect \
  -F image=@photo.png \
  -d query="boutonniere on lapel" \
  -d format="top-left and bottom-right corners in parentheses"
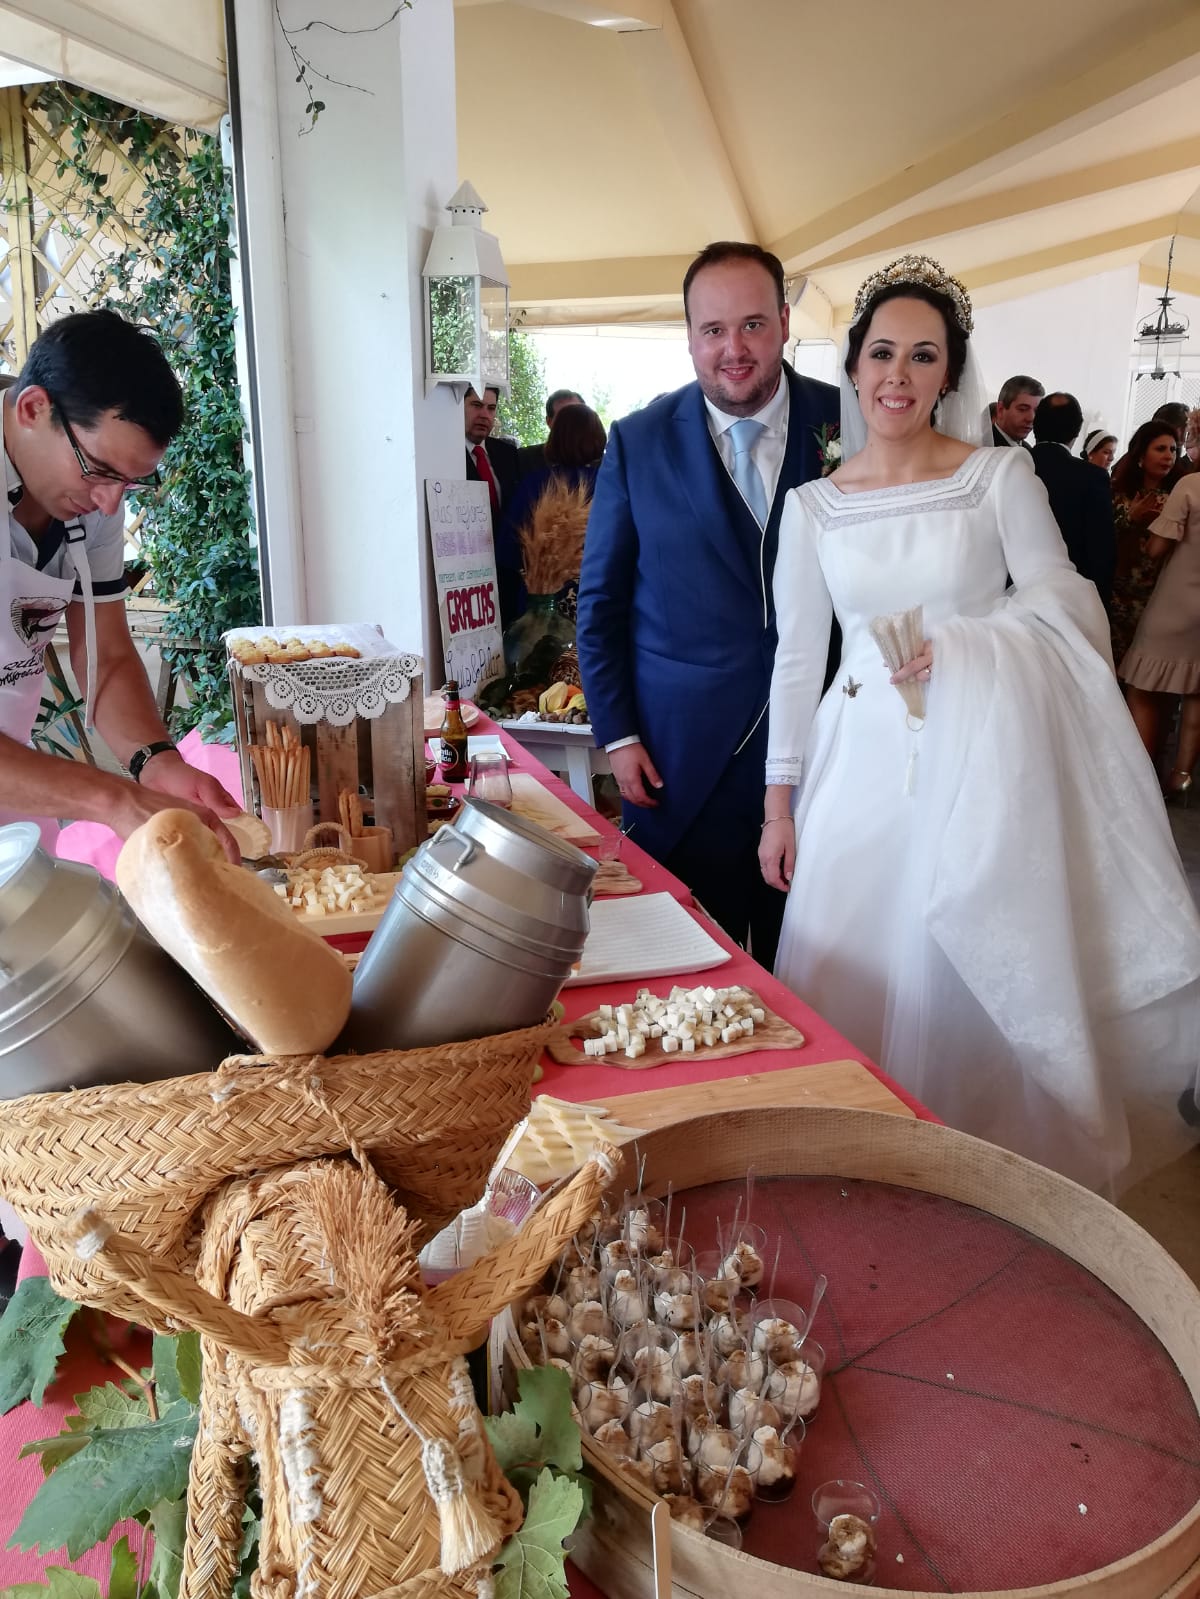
top-left (815, 423), bottom-right (842, 476)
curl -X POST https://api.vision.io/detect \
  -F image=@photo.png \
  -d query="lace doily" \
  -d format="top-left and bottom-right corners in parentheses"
top-left (237, 653), bottom-right (423, 726)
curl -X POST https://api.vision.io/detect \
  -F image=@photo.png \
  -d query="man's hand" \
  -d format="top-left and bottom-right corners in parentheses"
top-left (135, 752), bottom-right (242, 861)
top-left (610, 741), bottom-right (663, 809)
top-left (758, 816), bottom-right (795, 891)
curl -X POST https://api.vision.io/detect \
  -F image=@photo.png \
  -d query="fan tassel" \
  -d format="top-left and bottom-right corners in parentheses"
top-left (422, 1435), bottom-right (504, 1575)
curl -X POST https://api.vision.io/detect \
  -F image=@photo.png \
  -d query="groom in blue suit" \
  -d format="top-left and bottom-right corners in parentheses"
top-left (577, 242), bottom-right (838, 967)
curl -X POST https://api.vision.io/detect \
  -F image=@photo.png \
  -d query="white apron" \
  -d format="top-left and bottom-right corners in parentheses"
top-left (1, 452), bottom-right (99, 854)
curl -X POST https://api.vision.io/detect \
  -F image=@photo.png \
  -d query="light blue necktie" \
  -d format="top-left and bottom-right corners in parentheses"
top-left (728, 417), bottom-right (768, 528)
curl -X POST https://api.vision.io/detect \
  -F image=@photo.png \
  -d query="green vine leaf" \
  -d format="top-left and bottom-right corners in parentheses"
top-left (106, 1536), bottom-right (138, 1599)
top-left (19, 1382), bottom-right (148, 1475)
top-left (0, 1279), bottom-right (81, 1415)
top-left (0, 1566), bottom-right (102, 1599)
top-left (492, 1469), bottom-right (583, 1599)
top-left (10, 1398), bottom-right (198, 1560)
top-left (151, 1333), bottom-right (201, 1408)
top-left (484, 1366), bottom-right (581, 1481)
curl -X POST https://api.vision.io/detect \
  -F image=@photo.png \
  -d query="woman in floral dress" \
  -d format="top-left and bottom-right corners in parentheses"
top-left (1108, 421), bottom-right (1185, 665)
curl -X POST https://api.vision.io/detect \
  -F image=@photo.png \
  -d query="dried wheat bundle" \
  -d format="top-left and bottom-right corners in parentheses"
top-left (519, 476), bottom-right (592, 595)
top-left (868, 604), bottom-right (927, 722)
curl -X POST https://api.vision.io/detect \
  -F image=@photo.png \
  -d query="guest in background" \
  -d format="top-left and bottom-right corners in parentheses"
top-left (1152, 401), bottom-right (1190, 443)
top-left (516, 388), bottom-right (585, 477)
top-left (1109, 421), bottom-right (1185, 666)
top-left (1184, 408), bottom-right (1200, 471)
top-left (464, 384), bottom-right (521, 508)
top-left (991, 375), bottom-right (1044, 449)
top-left (1081, 429), bottom-right (1117, 471)
top-left (1031, 393), bottom-right (1116, 609)
top-left (498, 403), bottom-right (607, 627)
top-left (1119, 469), bottom-right (1200, 804)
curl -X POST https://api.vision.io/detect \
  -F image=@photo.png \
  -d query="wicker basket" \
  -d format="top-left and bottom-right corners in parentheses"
top-left (500, 1106), bottom-right (1200, 1599)
top-left (0, 1020), bottom-right (552, 1323)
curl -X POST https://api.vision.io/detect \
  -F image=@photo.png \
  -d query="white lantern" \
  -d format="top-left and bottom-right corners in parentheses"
top-left (422, 181), bottom-right (510, 399)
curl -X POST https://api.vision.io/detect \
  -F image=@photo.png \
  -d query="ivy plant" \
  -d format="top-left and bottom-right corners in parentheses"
top-left (29, 84), bottom-right (262, 740)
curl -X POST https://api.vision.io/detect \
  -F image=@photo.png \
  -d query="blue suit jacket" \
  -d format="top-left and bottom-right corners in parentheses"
top-left (576, 366), bottom-right (839, 859)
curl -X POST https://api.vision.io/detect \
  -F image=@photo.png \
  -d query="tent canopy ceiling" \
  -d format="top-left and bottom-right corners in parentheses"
top-left (5, 0), bottom-right (1198, 336)
top-left (455, 0), bottom-right (1200, 334)
top-left (0, 0), bottom-right (226, 132)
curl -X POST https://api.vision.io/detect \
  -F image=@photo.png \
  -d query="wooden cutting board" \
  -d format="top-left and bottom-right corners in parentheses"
top-left (592, 860), bottom-right (642, 896)
top-left (548, 988), bottom-right (803, 1071)
top-left (590, 1059), bottom-right (915, 1125)
top-left (509, 771), bottom-right (601, 845)
top-left (286, 870), bottom-right (401, 935)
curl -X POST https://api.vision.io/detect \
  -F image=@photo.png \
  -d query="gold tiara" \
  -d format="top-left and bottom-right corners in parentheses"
top-left (853, 254), bottom-right (974, 335)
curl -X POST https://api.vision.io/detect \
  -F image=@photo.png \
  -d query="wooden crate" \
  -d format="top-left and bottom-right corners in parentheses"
top-left (228, 658), bottom-right (427, 857)
top-left (496, 1105), bottom-right (1200, 1599)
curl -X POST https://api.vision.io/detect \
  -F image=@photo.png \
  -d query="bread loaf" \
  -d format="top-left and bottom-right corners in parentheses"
top-left (116, 809), bottom-right (352, 1056)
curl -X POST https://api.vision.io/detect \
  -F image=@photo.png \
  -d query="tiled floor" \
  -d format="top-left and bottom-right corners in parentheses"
top-left (1116, 802), bottom-right (1200, 1285)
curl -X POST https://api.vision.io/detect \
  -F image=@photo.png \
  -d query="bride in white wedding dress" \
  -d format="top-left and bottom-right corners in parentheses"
top-left (759, 256), bottom-right (1200, 1191)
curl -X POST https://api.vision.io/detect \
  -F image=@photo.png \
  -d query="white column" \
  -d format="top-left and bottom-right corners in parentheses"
top-left (226, 0), bottom-right (463, 663)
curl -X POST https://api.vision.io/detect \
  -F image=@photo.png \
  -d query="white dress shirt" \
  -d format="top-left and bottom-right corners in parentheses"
top-left (703, 375), bottom-right (790, 515)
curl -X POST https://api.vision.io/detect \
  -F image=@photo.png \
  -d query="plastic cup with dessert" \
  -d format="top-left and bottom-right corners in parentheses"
top-left (693, 1249), bottom-right (741, 1319)
top-left (753, 1413), bottom-right (805, 1504)
top-left (764, 1336), bottom-right (826, 1422)
top-left (749, 1298), bottom-right (808, 1366)
top-left (621, 1194), bottom-right (667, 1258)
top-left (812, 1479), bottom-right (881, 1585)
top-left (718, 1221), bottom-right (769, 1295)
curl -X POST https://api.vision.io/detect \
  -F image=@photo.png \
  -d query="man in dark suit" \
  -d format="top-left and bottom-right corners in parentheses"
top-left (1031, 392), bottom-right (1116, 610)
top-left (464, 385), bottom-right (523, 627)
top-left (992, 375), bottom-right (1044, 450)
top-left (517, 388), bottom-right (585, 477)
top-left (576, 241), bottom-right (839, 968)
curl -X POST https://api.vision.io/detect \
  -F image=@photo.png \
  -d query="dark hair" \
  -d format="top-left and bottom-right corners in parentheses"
top-left (1033, 392), bottom-right (1083, 445)
top-left (15, 309), bottom-right (184, 448)
top-left (545, 404), bottom-right (606, 468)
top-left (844, 283), bottom-right (968, 394)
top-left (1110, 422), bottom-right (1184, 498)
top-left (544, 388), bottom-right (583, 425)
top-left (1151, 401), bottom-right (1189, 436)
top-left (998, 375), bottom-right (1044, 408)
top-left (683, 242), bottom-right (786, 320)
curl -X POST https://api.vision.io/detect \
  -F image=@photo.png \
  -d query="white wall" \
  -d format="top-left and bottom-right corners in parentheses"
top-left (971, 265), bottom-right (1140, 445)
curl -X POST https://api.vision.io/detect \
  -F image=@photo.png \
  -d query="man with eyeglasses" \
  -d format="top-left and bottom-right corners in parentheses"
top-left (0, 310), bottom-right (240, 858)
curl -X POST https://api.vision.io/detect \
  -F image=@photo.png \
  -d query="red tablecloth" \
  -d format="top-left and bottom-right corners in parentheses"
top-left (5, 714), bottom-right (929, 1596)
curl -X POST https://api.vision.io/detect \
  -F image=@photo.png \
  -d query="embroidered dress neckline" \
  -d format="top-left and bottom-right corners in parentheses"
top-left (822, 446), bottom-right (989, 500)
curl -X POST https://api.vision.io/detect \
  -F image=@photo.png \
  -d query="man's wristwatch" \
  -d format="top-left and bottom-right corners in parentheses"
top-left (128, 741), bottom-right (177, 784)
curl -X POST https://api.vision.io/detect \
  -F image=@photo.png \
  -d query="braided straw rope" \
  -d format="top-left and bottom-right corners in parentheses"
top-left (170, 1146), bottom-right (619, 1599)
top-left (0, 1020), bottom-right (551, 1323)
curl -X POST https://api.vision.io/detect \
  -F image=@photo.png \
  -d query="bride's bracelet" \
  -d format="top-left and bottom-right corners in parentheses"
top-left (760, 817), bottom-right (792, 829)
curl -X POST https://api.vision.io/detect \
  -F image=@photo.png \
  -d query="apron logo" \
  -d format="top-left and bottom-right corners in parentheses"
top-left (11, 597), bottom-right (65, 650)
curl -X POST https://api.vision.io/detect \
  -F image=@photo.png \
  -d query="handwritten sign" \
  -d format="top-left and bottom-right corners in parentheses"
top-left (426, 478), bottom-right (505, 696)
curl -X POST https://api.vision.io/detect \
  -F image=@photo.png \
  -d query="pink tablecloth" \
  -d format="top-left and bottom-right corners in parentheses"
top-left (6, 714), bottom-right (928, 1597)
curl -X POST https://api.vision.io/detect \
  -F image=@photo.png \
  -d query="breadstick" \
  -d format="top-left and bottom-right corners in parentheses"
top-left (339, 789), bottom-right (351, 834)
top-left (349, 791), bottom-right (363, 838)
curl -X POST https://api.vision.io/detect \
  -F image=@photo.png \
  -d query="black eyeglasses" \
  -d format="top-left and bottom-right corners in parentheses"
top-left (50, 398), bottom-right (162, 492)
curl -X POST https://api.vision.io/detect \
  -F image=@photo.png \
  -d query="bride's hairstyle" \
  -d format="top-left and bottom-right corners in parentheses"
top-left (844, 282), bottom-right (969, 394)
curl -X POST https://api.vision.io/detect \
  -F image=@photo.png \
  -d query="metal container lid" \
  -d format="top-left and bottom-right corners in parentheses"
top-left (410, 829), bottom-right (590, 953)
top-left (453, 799), bottom-right (597, 896)
top-left (393, 871), bottom-right (579, 978)
top-left (0, 821), bottom-right (55, 924)
top-left (0, 826), bottom-right (134, 1034)
top-left (397, 862), bottom-right (585, 967)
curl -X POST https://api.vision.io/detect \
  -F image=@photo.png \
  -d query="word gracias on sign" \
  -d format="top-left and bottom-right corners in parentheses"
top-left (445, 581), bottom-right (498, 636)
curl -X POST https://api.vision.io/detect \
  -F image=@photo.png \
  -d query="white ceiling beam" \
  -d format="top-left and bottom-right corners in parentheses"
top-left (616, 0), bottom-right (755, 243)
top-left (509, 253), bottom-right (693, 306)
top-left (506, 0), bottom-right (664, 27)
top-left (830, 218), bottom-right (1181, 325)
top-left (805, 140), bottom-right (1200, 273)
top-left (773, 10), bottom-right (1200, 270)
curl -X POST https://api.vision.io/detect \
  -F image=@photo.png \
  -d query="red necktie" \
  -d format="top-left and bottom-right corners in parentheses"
top-left (473, 444), bottom-right (499, 513)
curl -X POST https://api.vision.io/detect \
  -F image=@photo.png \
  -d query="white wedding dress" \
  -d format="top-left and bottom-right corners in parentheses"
top-left (767, 445), bottom-right (1200, 1189)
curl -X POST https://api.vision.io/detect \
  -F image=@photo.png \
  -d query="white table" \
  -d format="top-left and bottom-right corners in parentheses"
top-left (496, 719), bottom-right (611, 803)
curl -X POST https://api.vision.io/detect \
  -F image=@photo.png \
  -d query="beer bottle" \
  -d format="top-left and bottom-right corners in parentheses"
top-left (439, 680), bottom-right (470, 781)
